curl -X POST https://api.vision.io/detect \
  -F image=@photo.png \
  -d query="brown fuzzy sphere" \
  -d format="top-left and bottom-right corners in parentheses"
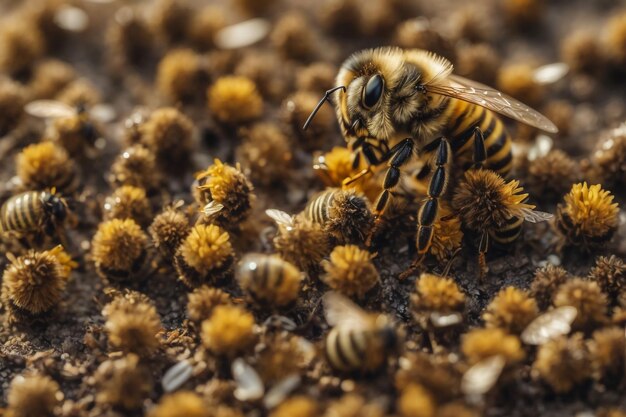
top-left (157, 49), bottom-right (207, 103)
top-left (91, 218), bottom-right (149, 281)
top-left (255, 333), bottom-right (308, 384)
top-left (452, 170), bottom-right (531, 232)
top-left (103, 186), bottom-right (153, 227)
top-left (271, 13), bottom-right (318, 62)
top-left (456, 43), bottom-right (501, 85)
top-left (483, 286), bottom-right (539, 334)
top-left (497, 64), bottom-right (544, 107)
top-left (530, 265), bottom-right (570, 310)
top-left (16, 141), bottom-right (77, 193)
top-left (543, 100), bottom-right (574, 137)
top-left (150, 0), bottom-right (192, 44)
top-left (201, 305), bottom-right (256, 356)
top-left (324, 394), bottom-right (385, 417)
top-left (282, 91), bottom-right (335, 151)
top-left (141, 107), bottom-right (194, 170)
top-left (208, 76), bottom-right (263, 124)
top-left (234, 52), bottom-right (291, 102)
top-left (187, 6), bottom-right (226, 51)
top-left (270, 396), bottom-right (319, 417)
top-left (526, 150), bottom-right (579, 201)
top-left (273, 213), bottom-right (331, 273)
top-left (503, 0), bottom-right (543, 28)
top-left (28, 59), bottom-right (76, 100)
top-left (46, 113), bottom-right (101, 156)
top-left (237, 254), bottom-right (303, 306)
top-left (0, 20), bottom-right (44, 75)
top-left (395, 352), bottom-right (462, 402)
top-left (56, 79), bottom-right (102, 108)
top-left (393, 19), bottom-right (456, 62)
top-left (412, 273), bottom-right (465, 316)
top-left (95, 353), bottom-right (152, 410)
top-left (0, 79), bottom-right (26, 137)
top-left (296, 62), bottom-right (337, 92)
top-left (322, 245), bottom-right (379, 298)
top-left (103, 295), bottom-right (162, 356)
top-left (175, 224), bottom-right (234, 287)
top-left (561, 30), bottom-right (605, 74)
top-left (462, 328), bottom-right (525, 365)
top-left (360, 0), bottom-right (405, 37)
top-left (588, 256), bottom-right (626, 305)
top-left (533, 334), bottom-right (590, 393)
top-left (106, 7), bottom-right (153, 68)
top-left (397, 384), bottom-right (436, 417)
top-left (6, 374), bottom-right (62, 417)
top-left (319, 0), bottom-right (362, 36)
top-left (236, 123), bottom-right (293, 186)
top-left (450, 6), bottom-right (495, 44)
top-left (149, 392), bottom-right (210, 417)
top-left (589, 326), bottom-right (626, 382)
top-left (233, 0), bottom-right (276, 16)
top-left (149, 205), bottom-right (190, 261)
top-left (606, 12), bottom-right (626, 68)
top-left (589, 125), bottom-right (626, 189)
top-left (110, 145), bottom-right (161, 190)
top-left (1, 247), bottom-right (74, 320)
top-left (553, 278), bottom-right (608, 331)
top-left (187, 286), bottom-right (231, 323)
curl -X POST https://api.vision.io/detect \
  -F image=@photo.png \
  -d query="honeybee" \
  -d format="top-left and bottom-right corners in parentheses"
top-left (323, 292), bottom-right (399, 373)
top-left (305, 47), bottom-right (556, 263)
top-left (0, 190), bottom-right (69, 238)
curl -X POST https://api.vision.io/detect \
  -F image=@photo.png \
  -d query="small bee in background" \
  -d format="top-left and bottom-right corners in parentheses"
top-left (323, 292), bottom-right (400, 373)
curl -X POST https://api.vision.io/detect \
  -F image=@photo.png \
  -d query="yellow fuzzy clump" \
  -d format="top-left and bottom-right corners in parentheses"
top-left (149, 392), bottom-right (210, 417)
top-left (6, 374), bottom-right (62, 417)
top-left (412, 273), bottom-right (465, 313)
top-left (156, 48), bottom-right (204, 103)
top-left (533, 334), bottom-right (590, 393)
top-left (187, 286), bottom-right (231, 323)
top-left (462, 328), bottom-right (525, 365)
top-left (16, 141), bottom-right (76, 192)
top-left (95, 353), bottom-right (151, 410)
top-left (178, 224), bottom-right (233, 277)
top-left (397, 384), bottom-right (436, 417)
top-left (483, 286), bottom-right (539, 334)
top-left (91, 219), bottom-right (148, 274)
top-left (322, 245), bottom-right (379, 298)
top-left (429, 208), bottom-right (463, 263)
top-left (104, 185), bottom-right (152, 226)
top-left (270, 396), bottom-right (319, 417)
top-left (201, 305), bottom-right (256, 356)
top-left (553, 278), bottom-right (608, 330)
top-left (208, 76), bottom-right (263, 123)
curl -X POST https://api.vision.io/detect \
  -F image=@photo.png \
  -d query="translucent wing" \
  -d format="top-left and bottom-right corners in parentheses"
top-left (521, 306), bottom-right (577, 345)
top-left (203, 201), bottom-right (224, 217)
top-left (90, 104), bottom-right (117, 123)
top-left (323, 291), bottom-right (370, 331)
top-left (426, 75), bottom-right (558, 133)
top-left (461, 355), bottom-right (505, 396)
top-left (265, 209), bottom-right (294, 228)
top-left (520, 208), bottom-right (554, 223)
top-left (25, 100), bottom-right (75, 119)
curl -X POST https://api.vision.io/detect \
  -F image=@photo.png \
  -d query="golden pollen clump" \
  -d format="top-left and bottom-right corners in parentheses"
top-left (195, 159), bottom-right (255, 225)
top-left (6, 374), bottom-right (62, 417)
top-left (561, 30), bottom-right (604, 74)
top-left (0, 79), bottom-right (25, 136)
top-left (149, 391), bottom-right (210, 417)
top-left (16, 142), bottom-right (77, 193)
top-left (452, 170), bottom-right (533, 232)
top-left (412, 273), bottom-right (465, 315)
top-left (496, 64), bottom-right (544, 107)
top-left (270, 396), bottom-right (319, 417)
top-left (149, 206), bottom-right (190, 261)
top-left (271, 13), bottom-right (317, 62)
top-left (175, 224), bottom-right (234, 287)
top-left (255, 333), bottom-right (307, 383)
top-left (456, 43), bottom-right (501, 85)
top-left (429, 207), bottom-right (463, 263)
top-left (393, 19), bottom-right (457, 62)
top-left (589, 326), bottom-right (626, 382)
top-left (156, 49), bottom-right (206, 103)
top-left (208, 76), bottom-right (263, 124)
top-left (395, 352), bottom-right (463, 402)
top-left (483, 286), bottom-right (539, 334)
top-left (201, 305), bottom-right (256, 356)
top-left (141, 108), bottom-right (194, 170)
top-left (397, 384), bottom-right (436, 417)
top-left (273, 214), bottom-right (331, 272)
top-left (588, 256), bottom-right (626, 304)
top-left (461, 328), bottom-right (525, 365)
top-left (104, 185), bottom-right (152, 227)
top-left (105, 8), bottom-right (152, 68)
top-left (532, 334), bottom-right (589, 393)
top-left (282, 91), bottom-right (334, 151)
top-left (296, 62), bottom-right (337, 92)
top-left (1, 246), bottom-right (75, 320)
top-left (324, 394), bottom-right (385, 417)
top-left (527, 150), bottom-right (579, 200)
top-left (0, 20), bottom-right (44, 75)
top-left (322, 245), bottom-right (379, 298)
top-left (187, 286), bottom-right (231, 323)
top-left (553, 278), bottom-right (608, 330)
top-left (28, 59), bottom-right (76, 100)
top-left (57, 79), bottom-right (102, 108)
top-left (187, 6), bottom-right (225, 51)
top-left (91, 218), bottom-right (148, 281)
top-left (150, 0), bottom-right (192, 44)
top-left (589, 125), bottom-right (626, 189)
top-left (110, 145), bottom-right (161, 190)
top-left (234, 51), bottom-right (290, 102)
top-left (103, 295), bottom-right (162, 356)
top-left (556, 182), bottom-right (619, 249)
top-left (95, 353), bottom-right (152, 410)
top-left (530, 265), bottom-right (570, 310)
top-left (46, 113), bottom-right (99, 156)
top-left (236, 123), bottom-right (293, 186)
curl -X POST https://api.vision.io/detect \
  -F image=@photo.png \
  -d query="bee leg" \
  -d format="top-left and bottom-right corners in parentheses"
top-left (472, 126), bottom-right (487, 169)
top-left (399, 256), bottom-right (425, 280)
top-left (416, 137), bottom-right (451, 259)
top-left (478, 231), bottom-right (489, 279)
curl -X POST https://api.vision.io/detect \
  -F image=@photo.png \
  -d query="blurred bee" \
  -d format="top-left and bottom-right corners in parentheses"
top-left (304, 47), bottom-right (557, 263)
top-left (323, 291), bottom-right (399, 373)
top-left (0, 190), bottom-right (69, 238)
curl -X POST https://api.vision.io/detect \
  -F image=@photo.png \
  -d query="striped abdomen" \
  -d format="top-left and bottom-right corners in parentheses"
top-left (0, 191), bottom-right (47, 234)
top-left (304, 188), bottom-right (338, 225)
top-left (325, 327), bottom-right (374, 372)
top-left (236, 254), bottom-right (302, 306)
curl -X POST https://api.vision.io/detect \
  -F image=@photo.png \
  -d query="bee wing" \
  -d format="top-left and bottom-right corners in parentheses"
top-left (532, 62), bottom-right (569, 85)
top-left (519, 208), bottom-right (554, 223)
top-left (89, 104), bottom-right (117, 123)
top-left (461, 355), bottom-right (506, 397)
top-left (265, 209), bottom-right (294, 228)
top-left (426, 75), bottom-right (558, 133)
top-left (25, 100), bottom-right (75, 119)
top-left (521, 306), bottom-right (577, 345)
top-left (322, 292), bottom-right (371, 331)
top-left (203, 201), bottom-right (224, 217)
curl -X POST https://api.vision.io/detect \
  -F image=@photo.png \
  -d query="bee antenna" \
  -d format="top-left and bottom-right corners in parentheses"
top-left (302, 86), bottom-right (346, 131)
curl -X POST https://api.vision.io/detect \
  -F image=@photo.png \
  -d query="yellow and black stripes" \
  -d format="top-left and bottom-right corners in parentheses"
top-left (325, 327), bottom-right (369, 371)
top-left (304, 188), bottom-right (337, 225)
top-left (489, 215), bottom-right (524, 245)
top-left (0, 191), bottom-right (46, 234)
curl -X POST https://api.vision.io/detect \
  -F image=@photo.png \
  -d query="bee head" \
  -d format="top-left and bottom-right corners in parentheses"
top-left (43, 193), bottom-right (68, 223)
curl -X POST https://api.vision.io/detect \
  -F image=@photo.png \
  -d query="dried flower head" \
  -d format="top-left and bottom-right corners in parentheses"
top-left (483, 287), bottom-right (539, 334)
top-left (530, 265), bottom-right (570, 310)
top-left (6, 374), bottom-right (62, 417)
top-left (187, 286), bottom-right (231, 323)
top-left (561, 30), bottom-right (604, 74)
top-left (273, 213), bottom-right (331, 272)
top-left (319, 0), bottom-right (361, 36)
top-left (503, 0), bottom-right (543, 28)
top-left (56, 79), bottom-right (102, 108)
top-left (496, 64), bottom-right (544, 107)
top-left (156, 49), bottom-right (207, 103)
top-left (148, 391), bottom-right (209, 417)
top-left (393, 19), bottom-right (456, 62)
top-left (150, 0), bottom-right (192, 44)
top-left (527, 150), bottom-right (579, 201)
top-left (110, 145), bottom-right (161, 190)
top-left (234, 52), bottom-right (291, 102)
top-left (323, 394), bottom-right (384, 417)
top-left (95, 353), bottom-right (152, 410)
top-left (149, 205), bottom-right (190, 261)
top-left (412, 273), bottom-right (465, 317)
top-left (106, 7), bottom-right (153, 68)
top-left (141, 107), bottom-right (194, 171)
top-left (201, 305), bottom-right (255, 356)
top-left (103, 186), bottom-right (152, 227)
top-left (462, 328), bottom-right (525, 365)
top-left (28, 59), bottom-right (76, 100)
top-left (395, 352), bottom-right (462, 402)
top-left (554, 278), bottom-right (608, 330)
top-left (449, 6), bottom-right (495, 44)
top-left (544, 100), bottom-right (574, 137)
top-left (0, 19), bottom-right (44, 75)
top-left (255, 333), bottom-right (308, 383)
top-left (175, 224), bottom-right (234, 287)
top-left (589, 256), bottom-right (626, 304)
top-left (360, 0), bottom-right (406, 37)
top-left (46, 112), bottom-right (101, 156)
top-left (271, 13), bottom-right (317, 62)
top-left (606, 11), bottom-right (626, 68)
top-left (532, 334), bottom-right (589, 393)
top-left (556, 182), bottom-right (619, 249)
top-left (397, 384), bottom-right (436, 417)
top-left (452, 170), bottom-right (533, 232)
top-left (91, 218), bottom-right (149, 282)
top-left (1, 246), bottom-right (75, 322)
top-left (237, 254), bottom-right (303, 306)
top-left (208, 76), bottom-right (263, 124)
top-left (16, 141), bottom-right (77, 193)
top-left (456, 43), bottom-right (501, 85)
top-left (296, 62), bottom-right (337, 92)
top-left (187, 6), bottom-right (225, 51)
top-left (103, 294), bottom-right (162, 356)
top-left (589, 125), bottom-right (626, 189)
top-left (429, 207), bottom-right (463, 263)
top-left (589, 326), bottom-right (626, 382)
top-left (270, 396), bottom-right (319, 417)
top-left (0, 79), bottom-right (25, 136)
top-left (282, 91), bottom-right (334, 151)
top-left (236, 123), bottom-right (293, 186)
top-left (321, 245), bottom-right (379, 298)
top-left (233, 0), bottom-right (276, 16)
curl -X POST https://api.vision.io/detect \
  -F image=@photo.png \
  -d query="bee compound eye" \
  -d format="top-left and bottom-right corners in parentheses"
top-left (363, 74), bottom-right (384, 109)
